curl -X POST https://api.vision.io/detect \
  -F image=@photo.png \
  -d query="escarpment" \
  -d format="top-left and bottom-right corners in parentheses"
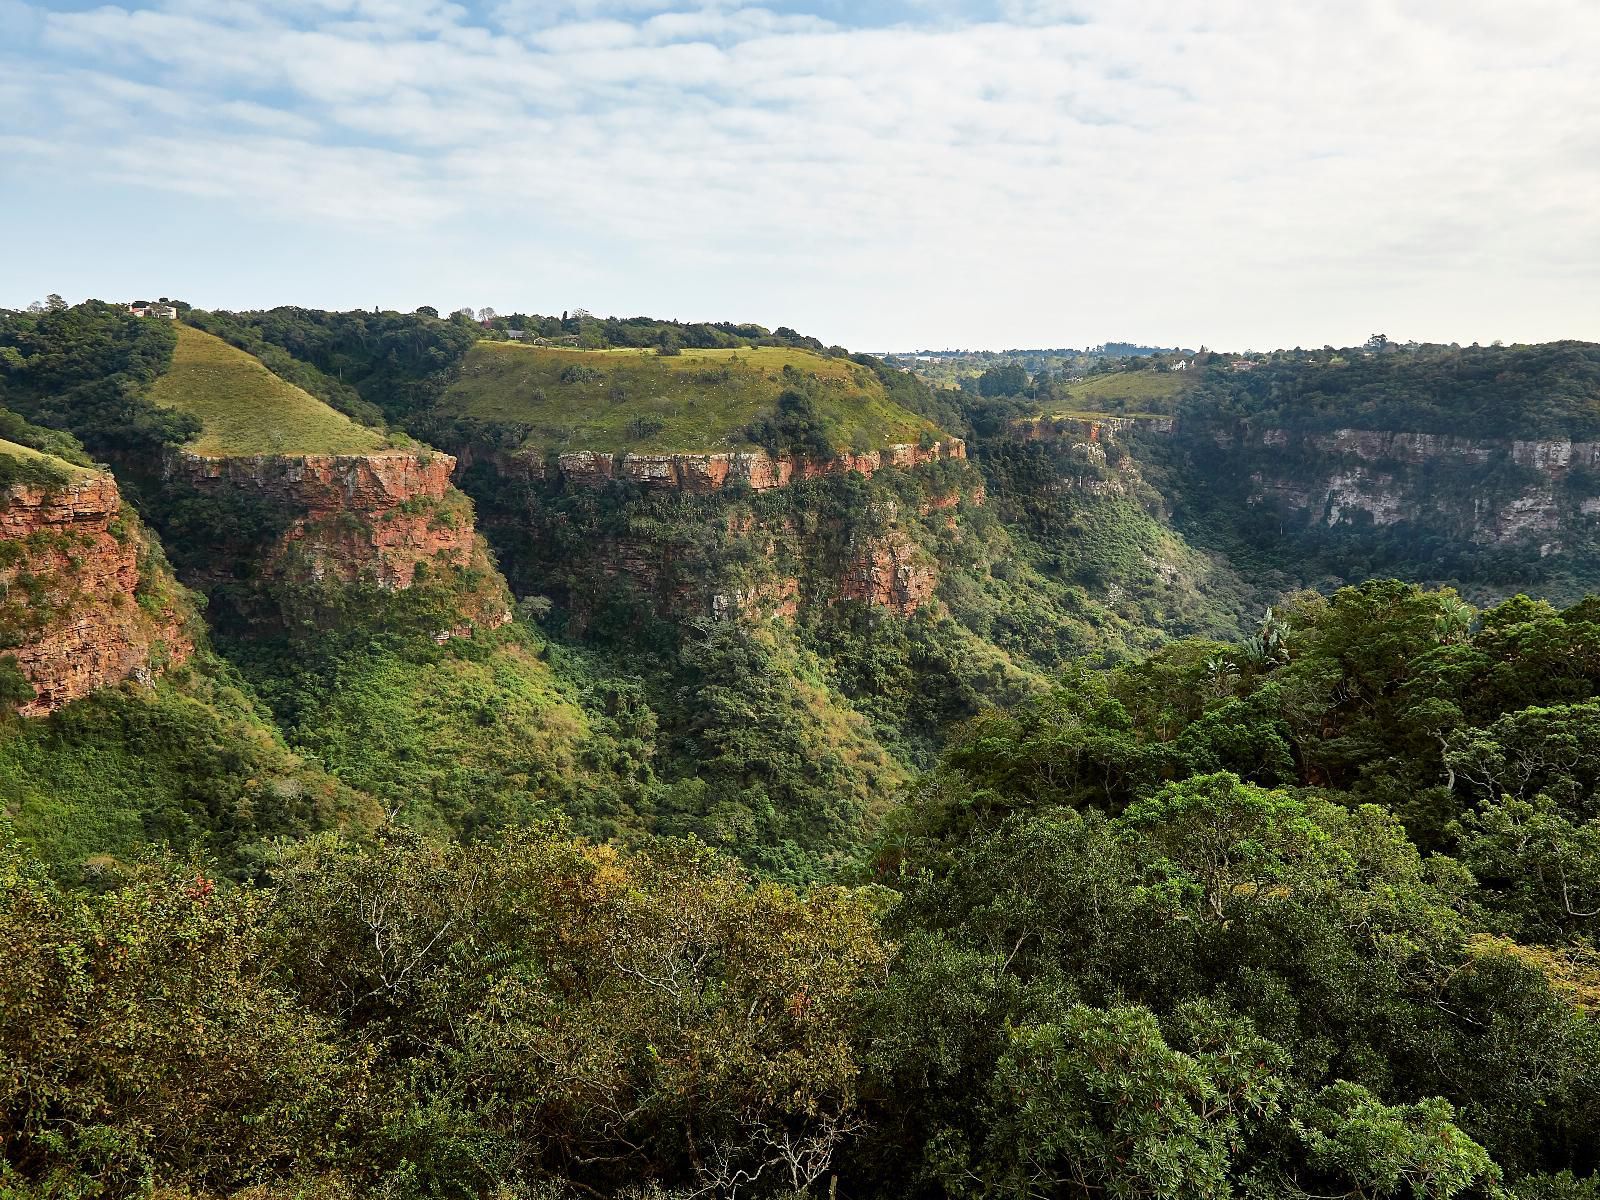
top-left (462, 449), bottom-right (980, 628)
top-left (163, 450), bottom-right (512, 632)
top-left (1212, 426), bottom-right (1600, 553)
top-left (991, 415), bottom-right (1171, 504)
top-left (1003, 411), bottom-right (1600, 562)
top-left (1, 471), bottom-right (192, 717)
top-left (460, 438), bottom-right (968, 493)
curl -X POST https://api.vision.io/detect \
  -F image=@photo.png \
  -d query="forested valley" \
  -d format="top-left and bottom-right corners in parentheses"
top-left (2, 301), bottom-right (1599, 1200)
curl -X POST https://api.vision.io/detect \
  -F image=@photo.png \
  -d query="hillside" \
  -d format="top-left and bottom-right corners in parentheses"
top-left (149, 324), bottom-right (390, 456)
top-left (443, 342), bottom-right (944, 453)
top-left (1041, 367), bottom-right (1195, 417)
top-left (0, 437), bottom-right (94, 488)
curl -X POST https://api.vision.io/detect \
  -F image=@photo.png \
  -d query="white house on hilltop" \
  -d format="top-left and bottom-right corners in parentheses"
top-left (127, 300), bottom-right (179, 319)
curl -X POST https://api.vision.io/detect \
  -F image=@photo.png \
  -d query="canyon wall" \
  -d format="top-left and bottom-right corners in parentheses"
top-left (164, 450), bottom-right (511, 633)
top-left (1009, 415), bottom-right (1176, 443)
top-left (576, 492), bottom-right (953, 625)
top-left (462, 448), bottom-right (979, 629)
top-left (1215, 427), bottom-right (1600, 553)
top-left (466, 438), bottom-right (967, 494)
top-left (1, 472), bottom-right (192, 717)
top-left (1009, 416), bottom-right (1600, 559)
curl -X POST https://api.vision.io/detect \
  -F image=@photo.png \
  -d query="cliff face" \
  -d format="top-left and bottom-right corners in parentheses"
top-left (1010, 416), bottom-right (1176, 443)
top-left (468, 452), bottom-right (978, 630)
top-left (835, 526), bottom-right (937, 613)
top-left (1, 473), bottom-right (192, 717)
top-left (578, 496), bottom-right (949, 624)
top-left (165, 450), bottom-right (511, 633)
top-left (1219, 427), bottom-right (1600, 553)
top-left (475, 438), bottom-right (968, 493)
top-left (1003, 416), bottom-right (1600, 559)
top-left (996, 415), bottom-right (1167, 503)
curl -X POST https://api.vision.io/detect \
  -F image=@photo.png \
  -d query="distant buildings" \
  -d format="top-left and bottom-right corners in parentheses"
top-left (128, 300), bottom-right (178, 319)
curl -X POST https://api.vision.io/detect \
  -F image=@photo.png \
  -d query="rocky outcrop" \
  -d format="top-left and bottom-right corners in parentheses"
top-left (164, 450), bottom-right (512, 632)
top-left (836, 528), bottom-right (937, 613)
top-left (546, 473), bottom-right (974, 630)
top-left (1009, 415), bottom-right (1176, 443)
top-left (1222, 427), bottom-right (1600, 553)
top-left (168, 451), bottom-right (478, 589)
top-left (1235, 427), bottom-right (1600, 472)
top-left (1, 473), bottom-right (192, 717)
top-left (492, 438), bottom-right (968, 493)
top-left (999, 415), bottom-right (1164, 503)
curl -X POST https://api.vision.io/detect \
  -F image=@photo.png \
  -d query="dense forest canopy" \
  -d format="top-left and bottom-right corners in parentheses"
top-left (5, 582), bottom-right (1600, 1199)
top-left (903, 339), bottom-right (1600, 440)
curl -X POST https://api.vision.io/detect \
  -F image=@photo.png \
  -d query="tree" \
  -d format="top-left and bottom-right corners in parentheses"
top-left (1292, 1082), bottom-right (1501, 1199)
top-left (975, 1003), bottom-right (1285, 1200)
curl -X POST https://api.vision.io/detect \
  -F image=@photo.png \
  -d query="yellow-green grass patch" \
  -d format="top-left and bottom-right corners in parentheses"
top-left (444, 342), bottom-right (945, 453)
top-left (1040, 369), bottom-right (1197, 417)
top-left (0, 438), bottom-right (95, 476)
top-left (150, 325), bottom-right (388, 456)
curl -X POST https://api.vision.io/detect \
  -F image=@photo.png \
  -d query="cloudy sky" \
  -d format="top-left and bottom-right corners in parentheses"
top-left (4, 0), bottom-right (1597, 350)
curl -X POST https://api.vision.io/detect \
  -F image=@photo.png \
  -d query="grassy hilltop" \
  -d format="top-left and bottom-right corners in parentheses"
top-left (0, 437), bottom-right (96, 489)
top-left (444, 342), bottom-right (945, 454)
top-left (150, 324), bottom-right (390, 456)
top-left (1038, 368), bottom-right (1197, 419)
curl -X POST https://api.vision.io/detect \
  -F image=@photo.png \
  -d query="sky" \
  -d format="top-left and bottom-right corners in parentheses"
top-left (3, 0), bottom-right (1598, 352)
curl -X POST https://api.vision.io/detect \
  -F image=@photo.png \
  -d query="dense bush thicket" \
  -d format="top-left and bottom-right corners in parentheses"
top-left (188, 307), bottom-right (480, 423)
top-left (5, 580), bottom-right (1600, 1198)
top-left (1187, 341), bottom-right (1600, 439)
top-left (481, 310), bottom-right (821, 353)
top-left (0, 658), bottom-right (379, 884)
top-left (0, 301), bottom-right (192, 464)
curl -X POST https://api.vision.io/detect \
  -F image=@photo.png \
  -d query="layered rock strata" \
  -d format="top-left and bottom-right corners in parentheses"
top-left (480, 438), bottom-right (967, 493)
top-left (165, 450), bottom-right (511, 631)
top-left (2, 472), bottom-right (191, 716)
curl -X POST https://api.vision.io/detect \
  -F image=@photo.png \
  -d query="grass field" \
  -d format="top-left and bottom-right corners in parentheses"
top-left (150, 325), bottom-right (389, 456)
top-left (0, 438), bottom-right (93, 475)
top-left (445, 343), bottom-right (944, 453)
top-left (1040, 369), bottom-right (1196, 416)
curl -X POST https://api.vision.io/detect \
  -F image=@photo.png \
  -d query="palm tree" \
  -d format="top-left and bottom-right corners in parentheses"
top-left (1434, 594), bottom-right (1476, 644)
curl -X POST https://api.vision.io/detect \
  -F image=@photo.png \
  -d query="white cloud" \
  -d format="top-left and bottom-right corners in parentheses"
top-left (6, 0), bottom-right (1600, 347)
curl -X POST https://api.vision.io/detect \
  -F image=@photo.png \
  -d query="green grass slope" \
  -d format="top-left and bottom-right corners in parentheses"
top-left (0, 437), bottom-right (95, 489)
top-left (1041, 368), bottom-right (1196, 418)
top-left (445, 342), bottom-right (944, 453)
top-left (0, 438), bottom-right (93, 473)
top-left (150, 324), bottom-right (390, 456)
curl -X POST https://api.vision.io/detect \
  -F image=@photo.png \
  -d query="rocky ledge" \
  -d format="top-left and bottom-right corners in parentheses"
top-left (1223, 427), bottom-right (1600, 552)
top-left (498, 438), bottom-right (968, 493)
top-left (2, 473), bottom-right (191, 717)
top-left (1009, 416), bottom-right (1176, 443)
top-left (167, 450), bottom-right (482, 591)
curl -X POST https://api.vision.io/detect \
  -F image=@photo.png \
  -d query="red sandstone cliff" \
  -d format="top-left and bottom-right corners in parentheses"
top-left (165, 450), bottom-right (511, 633)
top-left (569, 479), bottom-right (963, 628)
top-left (1, 472), bottom-right (192, 717)
top-left (836, 528), bottom-right (938, 613)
